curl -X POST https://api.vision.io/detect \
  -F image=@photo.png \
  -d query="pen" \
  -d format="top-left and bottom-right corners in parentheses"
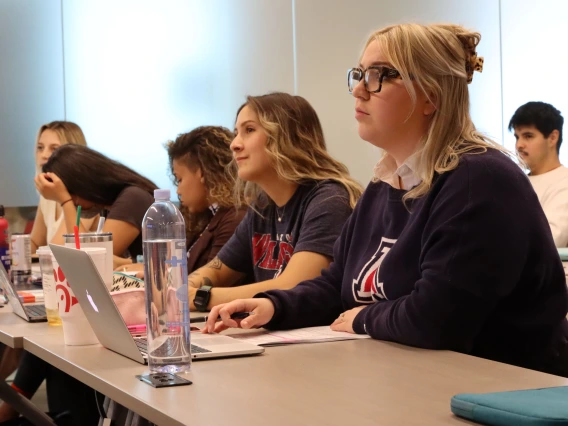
top-left (191, 312), bottom-right (251, 323)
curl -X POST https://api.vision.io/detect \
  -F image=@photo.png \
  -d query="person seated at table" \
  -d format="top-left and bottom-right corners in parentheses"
top-left (509, 101), bottom-right (568, 247)
top-left (121, 125), bottom-right (246, 275)
top-left (205, 23), bottom-right (568, 378)
top-left (0, 121), bottom-right (96, 386)
top-left (36, 144), bottom-right (157, 268)
top-left (0, 146), bottom-right (159, 423)
top-left (99, 125), bottom-right (250, 424)
top-left (30, 121), bottom-right (99, 253)
top-left (186, 92), bottom-right (362, 311)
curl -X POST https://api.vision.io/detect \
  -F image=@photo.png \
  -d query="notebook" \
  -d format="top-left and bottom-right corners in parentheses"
top-left (0, 263), bottom-right (46, 322)
top-left (49, 244), bottom-right (264, 363)
top-left (230, 326), bottom-right (371, 346)
top-left (451, 387), bottom-right (568, 425)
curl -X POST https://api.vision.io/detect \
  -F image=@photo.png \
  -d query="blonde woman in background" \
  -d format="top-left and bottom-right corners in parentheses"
top-left (187, 92), bottom-right (362, 312)
top-left (0, 121), bottom-right (95, 396)
top-left (206, 24), bottom-right (568, 378)
top-left (30, 121), bottom-right (98, 253)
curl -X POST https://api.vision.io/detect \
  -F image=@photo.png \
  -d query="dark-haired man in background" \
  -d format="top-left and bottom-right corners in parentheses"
top-left (510, 101), bottom-right (568, 247)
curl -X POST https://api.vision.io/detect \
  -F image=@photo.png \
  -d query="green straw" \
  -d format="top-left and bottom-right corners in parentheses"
top-left (76, 206), bottom-right (81, 227)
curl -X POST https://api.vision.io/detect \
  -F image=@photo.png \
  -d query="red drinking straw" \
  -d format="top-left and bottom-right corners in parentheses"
top-left (74, 206), bottom-right (81, 249)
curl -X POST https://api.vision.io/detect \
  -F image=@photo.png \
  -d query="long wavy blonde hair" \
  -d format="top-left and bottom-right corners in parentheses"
top-left (235, 92), bottom-right (362, 209)
top-left (366, 23), bottom-right (512, 201)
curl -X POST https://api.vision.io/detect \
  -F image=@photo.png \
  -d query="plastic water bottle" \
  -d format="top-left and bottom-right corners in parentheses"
top-left (142, 189), bottom-right (191, 373)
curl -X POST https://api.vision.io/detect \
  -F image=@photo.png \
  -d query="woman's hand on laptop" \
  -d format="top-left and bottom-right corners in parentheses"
top-left (202, 298), bottom-right (275, 334)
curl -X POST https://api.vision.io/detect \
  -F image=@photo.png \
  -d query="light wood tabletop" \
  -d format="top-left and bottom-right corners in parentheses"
top-left (0, 304), bottom-right (207, 349)
top-left (22, 331), bottom-right (568, 426)
top-left (0, 305), bottom-right (62, 348)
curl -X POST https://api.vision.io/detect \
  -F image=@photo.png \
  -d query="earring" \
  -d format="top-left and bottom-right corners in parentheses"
top-left (200, 177), bottom-right (205, 184)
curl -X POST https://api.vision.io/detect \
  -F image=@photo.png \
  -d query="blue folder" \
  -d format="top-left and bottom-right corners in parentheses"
top-left (451, 387), bottom-right (568, 425)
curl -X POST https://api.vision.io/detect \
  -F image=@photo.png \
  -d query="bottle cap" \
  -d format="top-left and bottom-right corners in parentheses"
top-left (154, 189), bottom-right (171, 200)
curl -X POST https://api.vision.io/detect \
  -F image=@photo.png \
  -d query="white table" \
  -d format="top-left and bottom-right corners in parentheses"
top-left (0, 305), bottom-right (62, 348)
top-left (0, 306), bottom-right (60, 425)
top-left (22, 332), bottom-right (568, 426)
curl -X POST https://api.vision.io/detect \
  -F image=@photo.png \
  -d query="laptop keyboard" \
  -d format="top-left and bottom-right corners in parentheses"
top-left (134, 337), bottom-right (211, 356)
top-left (25, 305), bottom-right (46, 318)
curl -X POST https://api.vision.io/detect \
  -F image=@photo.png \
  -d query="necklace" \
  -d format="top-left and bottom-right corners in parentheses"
top-left (276, 204), bottom-right (286, 223)
top-left (187, 206), bottom-right (219, 257)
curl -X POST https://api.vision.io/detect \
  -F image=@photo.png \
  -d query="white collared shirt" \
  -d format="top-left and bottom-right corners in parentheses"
top-left (373, 152), bottom-right (422, 190)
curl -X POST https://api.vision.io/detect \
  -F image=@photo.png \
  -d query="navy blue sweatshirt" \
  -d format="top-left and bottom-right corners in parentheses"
top-left (260, 149), bottom-right (568, 376)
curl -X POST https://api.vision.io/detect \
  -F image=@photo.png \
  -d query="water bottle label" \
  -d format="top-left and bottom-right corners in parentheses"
top-left (163, 250), bottom-right (190, 326)
top-left (164, 254), bottom-right (186, 270)
top-left (143, 234), bottom-right (192, 371)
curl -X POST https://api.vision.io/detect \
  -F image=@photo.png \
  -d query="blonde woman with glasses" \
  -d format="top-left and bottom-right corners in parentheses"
top-left (205, 23), bottom-right (568, 378)
top-left (187, 92), bottom-right (362, 312)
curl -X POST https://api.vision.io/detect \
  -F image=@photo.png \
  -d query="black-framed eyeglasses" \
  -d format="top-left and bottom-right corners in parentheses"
top-left (347, 66), bottom-right (402, 94)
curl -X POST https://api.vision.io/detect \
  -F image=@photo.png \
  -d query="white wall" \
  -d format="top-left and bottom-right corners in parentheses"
top-left (0, 0), bottom-right (65, 207)
top-left (501, 0), bottom-right (568, 163)
top-left (0, 0), bottom-right (565, 206)
top-left (62, 0), bottom-right (294, 194)
top-left (294, 0), bottom-right (502, 184)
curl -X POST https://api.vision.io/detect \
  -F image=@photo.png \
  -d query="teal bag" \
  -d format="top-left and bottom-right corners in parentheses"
top-left (451, 387), bottom-right (568, 425)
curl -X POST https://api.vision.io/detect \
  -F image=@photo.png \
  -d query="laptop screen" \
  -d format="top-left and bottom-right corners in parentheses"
top-left (0, 263), bottom-right (17, 300)
top-left (0, 262), bottom-right (29, 318)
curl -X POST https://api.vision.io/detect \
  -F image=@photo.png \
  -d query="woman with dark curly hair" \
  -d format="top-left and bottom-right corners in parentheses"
top-left (124, 125), bottom-right (246, 275)
top-left (168, 125), bottom-right (247, 271)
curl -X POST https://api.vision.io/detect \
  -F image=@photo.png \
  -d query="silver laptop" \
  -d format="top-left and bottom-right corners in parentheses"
top-left (49, 244), bottom-right (264, 363)
top-left (0, 263), bottom-right (46, 322)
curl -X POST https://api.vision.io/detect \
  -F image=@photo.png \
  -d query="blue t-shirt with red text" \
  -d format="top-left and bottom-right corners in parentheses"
top-left (217, 180), bottom-right (352, 282)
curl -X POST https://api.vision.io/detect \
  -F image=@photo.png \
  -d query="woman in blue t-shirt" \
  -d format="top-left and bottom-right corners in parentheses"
top-left (205, 24), bottom-right (568, 377)
top-left (187, 92), bottom-right (363, 311)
